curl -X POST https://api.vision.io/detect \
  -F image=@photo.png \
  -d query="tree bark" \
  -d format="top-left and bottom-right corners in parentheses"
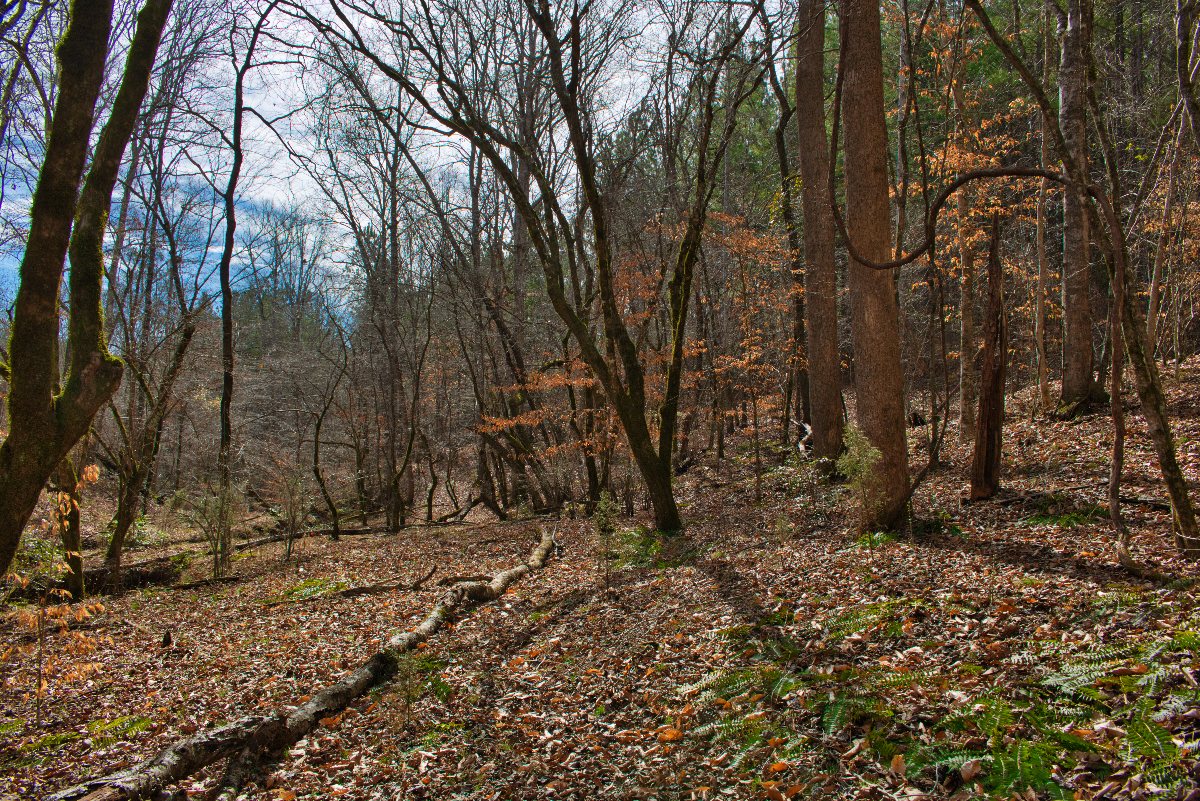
top-left (766, 39), bottom-right (808, 445)
top-left (796, 0), bottom-right (844, 463)
top-left (0, 0), bottom-right (172, 578)
top-left (952, 79), bottom-right (978, 442)
top-left (1035, 5), bottom-right (1055, 413)
top-left (840, 0), bottom-right (911, 529)
top-left (970, 214), bottom-right (1006, 501)
top-left (1058, 0), bottom-right (1096, 412)
top-left (1148, 120), bottom-right (1186, 349)
top-left (957, 192), bottom-right (978, 440)
top-left (51, 458), bottom-right (85, 600)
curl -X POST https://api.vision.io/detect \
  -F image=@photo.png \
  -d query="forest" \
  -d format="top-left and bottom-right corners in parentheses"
top-left (2, 0), bottom-right (1200, 797)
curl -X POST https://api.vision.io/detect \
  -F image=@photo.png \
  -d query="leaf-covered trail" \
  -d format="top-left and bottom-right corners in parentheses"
top-left (4, 365), bottom-right (1200, 800)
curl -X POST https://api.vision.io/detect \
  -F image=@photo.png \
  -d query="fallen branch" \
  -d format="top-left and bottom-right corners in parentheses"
top-left (49, 527), bottom-right (557, 801)
top-left (335, 564), bottom-right (437, 597)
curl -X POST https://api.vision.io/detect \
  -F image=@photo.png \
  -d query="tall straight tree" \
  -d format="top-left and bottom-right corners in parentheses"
top-left (951, 76), bottom-right (978, 442)
top-left (795, 0), bottom-right (843, 463)
top-left (213, 0), bottom-right (278, 575)
top-left (839, 0), bottom-right (910, 529)
top-left (1058, 0), bottom-right (1095, 412)
top-left (0, 0), bottom-right (173, 578)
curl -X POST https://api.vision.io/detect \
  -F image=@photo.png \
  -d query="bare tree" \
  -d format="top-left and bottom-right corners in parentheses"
top-left (313, 0), bottom-right (771, 533)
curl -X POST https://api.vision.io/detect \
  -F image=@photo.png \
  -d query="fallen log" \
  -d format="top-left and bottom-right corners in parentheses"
top-left (49, 527), bottom-right (558, 801)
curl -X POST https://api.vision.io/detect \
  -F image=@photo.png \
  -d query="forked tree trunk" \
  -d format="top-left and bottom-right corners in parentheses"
top-left (0, 0), bottom-right (172, 577)
top-left (840, 0), bottom-right (911, 529)
top-left (970, 215), bottom-right (1006, 501)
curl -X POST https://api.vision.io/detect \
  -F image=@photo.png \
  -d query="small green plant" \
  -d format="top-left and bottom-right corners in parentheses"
top-left (617, 526), bottom-right (662, 567)
top-left (1023, 492), bottom-right (1106, 529)
top-left (606, 526), bottom-right (700, 569)
top-left (594, 490), bottom-right (618, 592)
top-left (910, 510), bottom-right (964, 539)
top-left (905, 628), bottom-right (1200, 798)
top-left (824, 598), bottom-right (922, 640)
top-left (772, 513), bottom-right (795, 543)
top-left (10, 533), bottom-right (63, 590)
top-left (265, 576), bottom-right (348, 604)
top-left (837, 425), bottom-right (883, 529)
top-left (124, 516), bottom-right (168, 551)
top-left (854, 530), bottom-right (896, 549)
top-left (87, 715), bottom-right (152, 748)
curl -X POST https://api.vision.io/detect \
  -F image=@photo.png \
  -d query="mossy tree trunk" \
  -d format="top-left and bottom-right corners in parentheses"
top-left (0, 0), bottom-right (173, 579)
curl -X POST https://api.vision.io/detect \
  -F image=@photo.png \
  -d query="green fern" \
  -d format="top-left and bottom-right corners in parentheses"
top-left (906, 744), bottom-right (991, 776)
top-left (824, 599), bottom-right (921, 640)
top-left (989, 740), bottom-right (1067, 799)
top-left (1124, 710), bottom-right (1178, 762)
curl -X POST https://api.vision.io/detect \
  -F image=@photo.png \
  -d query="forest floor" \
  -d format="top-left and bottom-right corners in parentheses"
top-left (3, 362), bottom-right (1200, 800)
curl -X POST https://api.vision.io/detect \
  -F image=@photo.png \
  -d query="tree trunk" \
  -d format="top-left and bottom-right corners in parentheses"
top-left (796, 0), bottom-right (844, 463)
top-left (52, 459), bottom-right (85, 601)
top-left (840, 0), bottom-right (911, 529)
top-left (1058, 0), bottom-right (1096, 412)
top-left (1035, 9), bottom-right (1054, 413)
top-left (0, 0), bottom-right (171, 577)
top-left (957, 184), bottom-right (978, 441)
top-left (1148, 120), bottom-right (1185, 349)
top-left (105, 465), bottom-right (148, 590)
top-left (970, 214), bottom-right (1006, 501)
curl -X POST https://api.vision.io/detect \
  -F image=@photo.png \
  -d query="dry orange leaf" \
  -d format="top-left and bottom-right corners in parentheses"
top-left (658, 727), bottom-right (684, 742)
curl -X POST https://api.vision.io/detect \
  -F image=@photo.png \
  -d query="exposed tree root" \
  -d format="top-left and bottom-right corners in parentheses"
top-left (48, 527), bottom-right (558, 801)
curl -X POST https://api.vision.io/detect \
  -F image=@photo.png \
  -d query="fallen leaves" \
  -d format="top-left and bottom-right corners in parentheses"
top-left (6, 365), bottom-right (1200, 799)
